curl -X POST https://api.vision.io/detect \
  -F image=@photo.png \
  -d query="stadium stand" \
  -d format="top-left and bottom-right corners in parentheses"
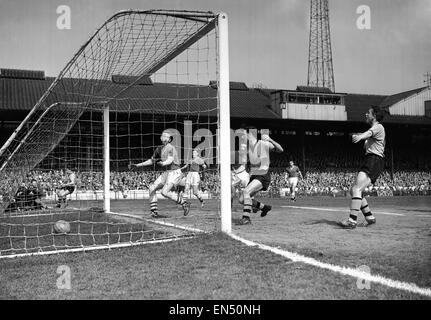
top-left (1, 68), bottom-right (431, 201)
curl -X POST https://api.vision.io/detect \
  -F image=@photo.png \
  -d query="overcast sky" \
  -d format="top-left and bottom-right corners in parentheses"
top-left (0, 0), bottom-right (430, 95)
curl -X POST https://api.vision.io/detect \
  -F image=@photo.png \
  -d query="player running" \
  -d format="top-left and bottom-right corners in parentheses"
top-left (285, 160), bottom-right (303, 202)
top-left (181, 149), bottom-right (207, 208)
top-left (55, 169), bottom-right (76, 208)
top-left (339, 106), bottom-right (386, 229)
top-left (237, 128), bottom-right (284, 225)
top-left (129, 130), bottom-right (190, 217)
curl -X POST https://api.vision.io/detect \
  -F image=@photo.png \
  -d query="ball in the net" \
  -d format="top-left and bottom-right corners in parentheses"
top-left (54, 220), bottom-right (71, 234)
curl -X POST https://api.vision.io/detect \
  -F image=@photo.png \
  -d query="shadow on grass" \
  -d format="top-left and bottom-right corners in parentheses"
top-left (304, 219), bottom-right (345, 228)
top-left (150, 213), bottom-right (170, 219)
top-left (232, 217), bottom-right (253, 226)
top-left (407, 209), bottom-right (431, 213)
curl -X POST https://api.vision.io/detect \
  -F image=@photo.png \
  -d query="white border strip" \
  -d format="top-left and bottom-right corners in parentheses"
top-left (282, 206), bottom-right (405, 216)
top-left (229, 233), bottom-right (431, 298)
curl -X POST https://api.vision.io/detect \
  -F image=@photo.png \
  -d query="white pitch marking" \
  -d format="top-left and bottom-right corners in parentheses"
top-left (0, 236), bottom-right (194, 260)
top-left (229, 233), bottom-right (431, 298)
top-left (282, 206), bottom-right (405, 216)
top-left (109, 211), bottom-right (206, 234)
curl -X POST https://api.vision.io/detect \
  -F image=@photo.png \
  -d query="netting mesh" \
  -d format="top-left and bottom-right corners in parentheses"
top-left (0, 10), bottom-right (221, 257)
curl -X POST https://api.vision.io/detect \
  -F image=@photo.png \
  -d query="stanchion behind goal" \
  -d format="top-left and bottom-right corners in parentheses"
top-left (0, 10), bottom-right (231, 258)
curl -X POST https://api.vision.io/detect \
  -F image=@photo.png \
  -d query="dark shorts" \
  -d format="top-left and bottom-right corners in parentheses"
top-left (249, 173), bottom-right (271, 191)
top-left (360, 154), bottom-right (384, 184)
top-left (62, 186), bottom-right (75, 194)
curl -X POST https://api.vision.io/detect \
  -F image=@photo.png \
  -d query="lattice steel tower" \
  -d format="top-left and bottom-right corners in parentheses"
top-left (307, 0), bottom-right (335, 92)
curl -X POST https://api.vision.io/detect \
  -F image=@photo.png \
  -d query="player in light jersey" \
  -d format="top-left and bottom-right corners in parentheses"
top-left (181, 149), bottom-right (207, 208)
top-left (129, 131), bottom-right (190, 217)
top-left (285, 160), bottom-right (303, 202)
top-left (55, 169), bottom-right (76, 208)
top-left (339, 106), bottom-right (386, 229)
top-left (231, 130), bottom-right (250, 207)
top-left (237, 128), bottom-right (284, 225)
top-left (231, 163), bottom-right (249, 202)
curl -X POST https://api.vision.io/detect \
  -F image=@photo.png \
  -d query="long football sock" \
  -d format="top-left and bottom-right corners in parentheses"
top-left (243, 197), bottom-right (252, 219)
top-left (361, 197), bottom-right (374, 219)
top-left (196, 193), bottom-right (203, 203)
top-left (150, 201), bottom-right (158, 215)
top-left (176, 193), bottom-right (186, 205)
top-left (349, 197), bottom-right (362, 222)
top-left (252, 200), bottom-right (265, 210)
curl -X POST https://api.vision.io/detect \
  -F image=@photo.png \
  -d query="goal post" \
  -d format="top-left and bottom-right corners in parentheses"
top-left (103, 104), bottom-right (110, 214)
top-left (217, 13), bottom-right (232, 234)
top-left (0, 10), bottom-right (232, 258)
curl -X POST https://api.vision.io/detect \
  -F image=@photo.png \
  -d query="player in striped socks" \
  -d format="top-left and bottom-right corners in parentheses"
top-left (237, 128), bottom-right (284, 225)
top-left (129, 130), bottom-right (190, 217)
top-left (339, 106), bottom-right (386, 229)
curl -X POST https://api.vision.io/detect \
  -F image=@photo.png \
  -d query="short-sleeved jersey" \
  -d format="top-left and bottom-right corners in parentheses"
top-left (153, 143), bottom-right (180, 170)
top-left (286, 165), bottom-right (300, 178)
top-left (248, 140), bottom-right (274, 176)
top-left (364, 123), bottom-right (386, 158)
top-left (189, 157), bottom-right (206, 172)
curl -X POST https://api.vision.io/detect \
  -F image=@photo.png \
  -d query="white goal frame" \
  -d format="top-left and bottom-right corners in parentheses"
top-left (0, 10), bottom-right (232, 259)
top-left (100, 11), bottom-right (232, 233)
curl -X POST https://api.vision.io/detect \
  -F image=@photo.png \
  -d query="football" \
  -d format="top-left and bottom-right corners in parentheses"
top-left (53, 220), bottom-right (71, 234)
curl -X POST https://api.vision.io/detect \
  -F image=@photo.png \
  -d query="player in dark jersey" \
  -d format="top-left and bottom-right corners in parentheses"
top-left (285, 160), bottom-right (303, 202)
top-left (339, 106), bottom-right (386, 229)
top-left (181, 149), bottom-right (207, 208)
top-left (129, 130), bottom-right (190, 217)
top-left (237, 128), bottom-right (284, 225)
top-left (27, 178), bottom-right (46, 210)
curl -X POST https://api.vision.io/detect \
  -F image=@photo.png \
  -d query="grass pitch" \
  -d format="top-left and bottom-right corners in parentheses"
top-left (0, 196), bottom-right (430, 299)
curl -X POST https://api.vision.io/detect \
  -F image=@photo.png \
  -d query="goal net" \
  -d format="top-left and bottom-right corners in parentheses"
top-left (0, 10), bottom-right (231, 258)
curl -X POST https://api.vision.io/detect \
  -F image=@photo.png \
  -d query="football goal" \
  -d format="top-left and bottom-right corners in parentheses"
top-left (0, 10), bottom-right (231, 258)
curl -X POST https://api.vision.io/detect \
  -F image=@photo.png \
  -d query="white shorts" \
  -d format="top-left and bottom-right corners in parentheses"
top-left (186, 172), bottom-right (200, 186)
top-left (288, 177), bottom-right (299, 186)
top-left (231, 170), bottom-right (250, 189)
top-left (154, 169), bottom-right (184, 187)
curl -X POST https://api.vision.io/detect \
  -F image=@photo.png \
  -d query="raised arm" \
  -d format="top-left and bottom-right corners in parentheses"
top-left (352, 130), bottom-right (373, 144)
top-left (129, 158), bottom-right (154, 169)
top-left (262, 134), bottom-right (284, 153)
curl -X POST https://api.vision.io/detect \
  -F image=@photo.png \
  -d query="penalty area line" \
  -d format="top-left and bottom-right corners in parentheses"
top-left (282, 206), bottom-right (405, 216)
top-left (229, 233), bottom-right (431, 298)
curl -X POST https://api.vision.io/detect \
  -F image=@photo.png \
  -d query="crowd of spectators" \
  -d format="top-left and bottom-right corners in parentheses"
top-left (4, 167), bottom-right (430, 198)
top-left (270, 169), bottom-right (431, 197)
top-left (1, 165), bottom-right (430, 212)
